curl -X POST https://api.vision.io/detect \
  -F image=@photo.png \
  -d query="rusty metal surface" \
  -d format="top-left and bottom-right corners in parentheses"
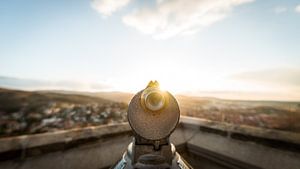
top-left (128, 90), bottom-right (180, 140)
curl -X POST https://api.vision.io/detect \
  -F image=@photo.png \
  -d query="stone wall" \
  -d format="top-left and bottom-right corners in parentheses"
top-left (0, 116), bottom-right (300, 169)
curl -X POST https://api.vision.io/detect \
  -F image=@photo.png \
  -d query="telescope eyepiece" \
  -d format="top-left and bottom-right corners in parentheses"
top-left (143, 89), bottom-right (165, 111)
top-left (114, 81), bottom-right (192, 169)
top-left (128, 81), bottom-right (179, 140)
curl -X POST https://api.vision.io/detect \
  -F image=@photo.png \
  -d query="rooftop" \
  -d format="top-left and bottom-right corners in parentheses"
top-left (0, 116), bottom-right (299, 169)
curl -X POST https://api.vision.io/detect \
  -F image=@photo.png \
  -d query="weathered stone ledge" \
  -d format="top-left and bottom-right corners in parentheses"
top-left (1, 116), bottom-right (299, 154)
top-left (180, 116), bottom-right (300, 145)
top-left (0, 122), bottom-right (130, 153)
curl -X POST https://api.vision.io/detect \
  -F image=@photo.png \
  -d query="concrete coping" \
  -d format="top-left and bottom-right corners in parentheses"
top-left (1, 116), bottom-right (300, 153)
top-left (180, 116), bottom-right (300, 145)
top-left (0, 123), bottom-right (131, 153)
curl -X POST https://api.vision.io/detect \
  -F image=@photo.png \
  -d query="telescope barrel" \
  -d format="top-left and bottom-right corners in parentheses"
top-left (112, 81), bottom-right (192, 169)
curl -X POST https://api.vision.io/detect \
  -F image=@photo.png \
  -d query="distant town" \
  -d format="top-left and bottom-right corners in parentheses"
top-left (0, 88), bottom-right (128, 138)
top-left (0, 88), bottom-right (300, 138)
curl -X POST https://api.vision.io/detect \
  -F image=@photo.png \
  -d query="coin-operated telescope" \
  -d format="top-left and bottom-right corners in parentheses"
top-left (112, 81), bottom-right (192, 169)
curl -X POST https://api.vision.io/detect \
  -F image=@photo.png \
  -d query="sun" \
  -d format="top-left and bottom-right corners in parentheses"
top-left (123, 58), bottom-right (200, 94)
top-left (110, 57), bottom-right (245, 95)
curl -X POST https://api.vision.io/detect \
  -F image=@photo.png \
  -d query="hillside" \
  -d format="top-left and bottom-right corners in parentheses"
top-left (37, 89), bottom-right (300, 132)
top-left (0, 88), bottom-right (128, 138)
top-left (37, 90), bottom-right (134, 103)
top-left (176, 95), bottom-right (300, 132)
top-left (36, 89), bottom-right (300, 132)
top-left (1, 88), bottom-right (300, 138)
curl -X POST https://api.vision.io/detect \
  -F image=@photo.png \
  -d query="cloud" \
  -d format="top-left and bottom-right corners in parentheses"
top-left (91, 0), bottom-right (131, 16)
top-left (274, 6), bottom-right (287, 14)
top-left (295, 4), bottom-right (300, 13)
top-left (232, 68), bottom-right (300, 90)
top-left (0, 76), bottom-right (112, 91)
top-left (229, 67), bottom-right (300, 101)
top-left (183, 90), bottom-right (300, 101)
top-left (122, 0), bottom-right (254, 39)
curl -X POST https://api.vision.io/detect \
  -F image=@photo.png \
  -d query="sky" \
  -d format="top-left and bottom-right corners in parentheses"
top-left (0, 0), bottom-right (300, 101)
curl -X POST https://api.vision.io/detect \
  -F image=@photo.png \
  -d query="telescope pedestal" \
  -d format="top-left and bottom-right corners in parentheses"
top-left (112, 81), bottom-right (192, 169)
top-left (113, 141), bottom-right (191, 169)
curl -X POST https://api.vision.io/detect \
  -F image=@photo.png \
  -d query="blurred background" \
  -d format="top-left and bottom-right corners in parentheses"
top-left (1, 1), bottom-right (300, 169)
top-left (0, 0), bottom-right (300, 138)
